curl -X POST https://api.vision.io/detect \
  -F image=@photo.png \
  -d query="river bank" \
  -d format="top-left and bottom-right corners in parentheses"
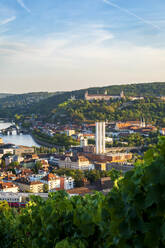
top-left (31, 133), bottom-right (55, 148)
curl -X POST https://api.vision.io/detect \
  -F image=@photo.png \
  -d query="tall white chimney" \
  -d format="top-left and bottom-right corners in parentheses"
top-left (96, 122), bottom-right (105, 154)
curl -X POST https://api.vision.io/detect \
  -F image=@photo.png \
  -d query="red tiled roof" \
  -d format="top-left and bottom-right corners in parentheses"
top-left (0, 182), bottom-right (18, 189)
top-left (67, 187), bottom-right (92, 195)
top-left (42, 173), bottom-right (58, 181)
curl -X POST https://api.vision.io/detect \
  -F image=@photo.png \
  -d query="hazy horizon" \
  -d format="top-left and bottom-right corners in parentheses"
top-left (0, 0), bottom-right (165, 93)
top-left (0, 81), bottom-right (164, 95)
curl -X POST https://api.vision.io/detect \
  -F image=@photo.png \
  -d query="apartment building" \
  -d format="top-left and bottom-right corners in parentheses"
top-left (59, 155), bottom-right (92, 170)
top-left (41, 173), bottom-right (60, 191)
top-left (15, 178), bottom-right (44, 193)
top-left (0, 182), bottom-right (18, 193)
top-left (59, 176), bottom-right (75, 190)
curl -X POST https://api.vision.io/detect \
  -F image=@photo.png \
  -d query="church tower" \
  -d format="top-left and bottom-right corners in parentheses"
top-left (141, 117), bottom-right (146, 128)
top-left (120, 90), bottom-right (125, 99)
top-left (85, 91), bottom-right (88, 100)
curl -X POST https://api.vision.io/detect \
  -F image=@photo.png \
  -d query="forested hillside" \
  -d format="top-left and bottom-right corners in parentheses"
top-left (0, 92), bottom-right (58, 117)
top-left (0, 82), bottom-right (165, 118)
top-left (0, 93), bottom-right (13, 99)
top-left (51, 97), bottom-right (165, 126)
top-left (32, 82), bottom-right (165, 115)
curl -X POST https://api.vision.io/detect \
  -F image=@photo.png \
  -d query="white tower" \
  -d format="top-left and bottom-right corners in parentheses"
top-left (80, 137), bottom-right (88, 147)
top-left (96, 122), bottom-right (105, 154)
top-left (120, 90), bottom-right (125, 99)
top-left (141, 118), bottom-right (146, 128)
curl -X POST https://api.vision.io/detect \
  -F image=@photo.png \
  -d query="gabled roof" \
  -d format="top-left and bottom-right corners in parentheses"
top-left (41, 173), bottom-right (58, 181)
top-left (0, 182), bottom-right (18, 189)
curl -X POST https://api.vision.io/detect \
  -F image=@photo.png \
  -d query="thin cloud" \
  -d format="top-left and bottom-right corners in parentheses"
top-left (0, 16), bottom-right (16, 25)
top-left (16, 0), bottom-right (31, 13)
top-left (103, 0), bottom-right (161, 31)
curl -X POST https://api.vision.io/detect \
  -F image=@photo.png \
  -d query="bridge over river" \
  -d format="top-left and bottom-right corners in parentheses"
top-left (0, 124), bottom-right (28, 135)
top-left (0, 122), bottom-right (39, 147)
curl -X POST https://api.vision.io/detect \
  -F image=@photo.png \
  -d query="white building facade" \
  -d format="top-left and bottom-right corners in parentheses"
top-left (0, 182), bottom-right (18, 193)
top-left (64, 177), bottom-right (75, 190)
top-left (41, 173), bottom-right (61, 191)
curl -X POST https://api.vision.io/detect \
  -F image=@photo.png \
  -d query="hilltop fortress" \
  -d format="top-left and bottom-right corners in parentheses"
top-left (84, 90), bottom-right (147, 101)
top-left (84, 90), bottom-right (125, 101)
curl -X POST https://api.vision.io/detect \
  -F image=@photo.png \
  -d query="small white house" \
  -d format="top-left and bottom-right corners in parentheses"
top-left (63, 176), bottom-right (75, 190)
top-left (0, 182), bottom-right (18, 193)
top-left (41, 173), bottom-right (60, 191)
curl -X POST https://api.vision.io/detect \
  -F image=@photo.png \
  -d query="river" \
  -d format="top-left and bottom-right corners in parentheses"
top-left (0, 122), bottom-right (40, 147)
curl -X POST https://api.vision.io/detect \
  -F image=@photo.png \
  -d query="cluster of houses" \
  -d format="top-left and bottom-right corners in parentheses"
top-left (113, 120), bottom-right (157, 136)
top-left (0, 142), bottom-right (75, 194)
top-left (0, 134), bottom-right (134, 198)
top-left (29, 119), bottom-right (159, 148)
top-left (0, 170), bottom-right (75, 194)
top-left (0, 115), bottom-right (164, 203)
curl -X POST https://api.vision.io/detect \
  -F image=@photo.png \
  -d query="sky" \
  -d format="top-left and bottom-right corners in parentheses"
top-left (0, 0), bottom-right (165, 93)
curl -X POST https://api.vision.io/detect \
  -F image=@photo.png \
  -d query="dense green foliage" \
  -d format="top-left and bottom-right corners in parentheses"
top-left (52, 99), bottom-right (120, 123)
top-left (0, 92), bottom-right (57, 118)
top-left (55, 168), bottom-right (121, 186)
top-left (32, 129), bottom-right (79, 148)
top-left (32, 161), bottom-right (43, 174)
top-left (114, 132), bottom-right (159, 147)
top-left (1, 137), bottom-right (165, 247)
top-left (51, 97), bottom-right (165, 125)
top-left (104, 137), bottom-right (165, 247)
top-left (88, 82), bottom-right (165, 97)
top-left (34, 146), bottom-right (57, 154)
top-left (17, 192), bottom-right (108, 248)
top-left (0, 201), bottom-right (17, 248)
top-left (117, 97), bottom-right (165, 125)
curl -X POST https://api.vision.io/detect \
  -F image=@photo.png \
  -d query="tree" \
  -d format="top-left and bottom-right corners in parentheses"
top-left (15, 192), bottom-right (107, 248)
top-left (33, 161), bottom-right (42, 174)
top-left (0, 201), bottom-right (17, 248)
top-left (43, 184), bottom-right (48, 193)
top-left (105, 136), bottom-right (165, 247)
top-left (107, 168), bottom-right (122, 182)
top-left (1, 160), bottom-right (6, 169)
top-left (8, 162), bottom-right (20, 170)
top-left (84, 170), bottom-right (100, 184)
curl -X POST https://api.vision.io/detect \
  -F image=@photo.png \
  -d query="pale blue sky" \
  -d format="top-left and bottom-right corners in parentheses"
top-left (0, 0), bottom-right (165, 93)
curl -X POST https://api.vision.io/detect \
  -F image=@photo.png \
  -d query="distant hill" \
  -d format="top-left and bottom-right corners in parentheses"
top-left (30, 82), bottom-right (165, 114)
top-left (0, 93), bottom-right (13, 99)
top-left (82, 82), bottom-right (165, 97)
top-left (0, 92), bottom-right (57, 107)
top-left (0, 82), bottom-right (165, 118)
top-left (0, 92), bottom-right (58, 117)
